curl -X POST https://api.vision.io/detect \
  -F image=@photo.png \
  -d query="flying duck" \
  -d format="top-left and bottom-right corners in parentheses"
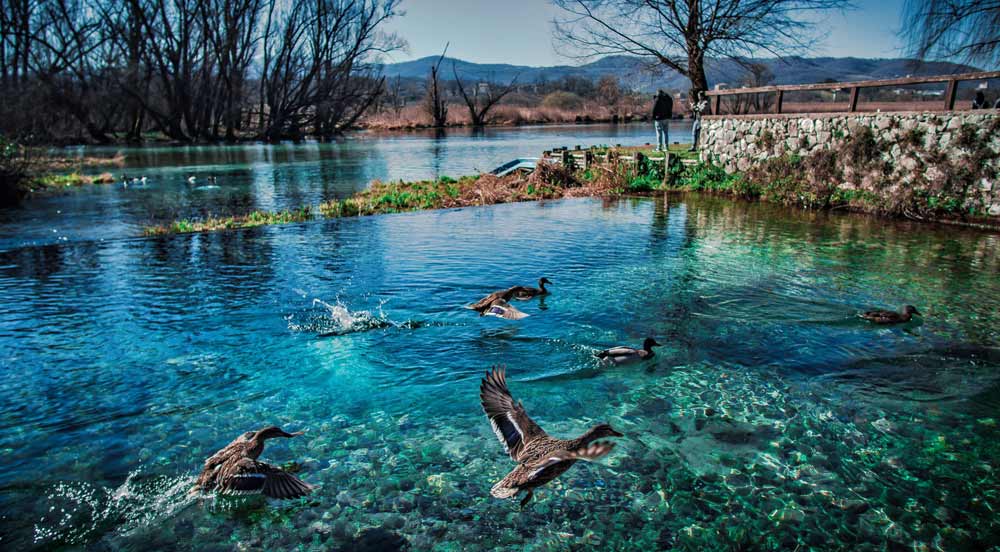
top-left (480, 366), bottom-right (622, 507)
top-left (484, 299), bottom-right (530, 320)
top-left (466, 286), bottom-right (531, 316)
top-left (195, 426), bottom-right (313, 499)
top-left (860, 305), bottom-right (921, 325)
top-left (595, 337), bottom-right (661, 364)
top-left (511, 278), bottom-right (552, 300)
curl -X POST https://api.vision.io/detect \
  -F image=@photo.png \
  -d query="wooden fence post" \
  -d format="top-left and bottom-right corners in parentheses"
top-left (774, 90), bottom-right (784, 114)
top-left (713, 95), bottom-right (721, 115)
top-left (848, 87), bottom-right (859, 112)
top-left (943, 79), bottom-right (958, 110)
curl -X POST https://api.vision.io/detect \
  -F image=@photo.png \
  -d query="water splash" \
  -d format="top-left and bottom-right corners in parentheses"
top-left (33, 472), bottom-right (196, 547)
top-left (286, 297), bottom-right (423, 336)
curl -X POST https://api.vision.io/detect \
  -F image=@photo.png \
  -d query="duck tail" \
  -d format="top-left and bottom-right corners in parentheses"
top-left (490, 481), bottom-right (519, 499)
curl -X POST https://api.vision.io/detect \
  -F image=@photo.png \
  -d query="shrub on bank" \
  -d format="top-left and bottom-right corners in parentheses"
top-left (0, 136), bottom-right (30, 206)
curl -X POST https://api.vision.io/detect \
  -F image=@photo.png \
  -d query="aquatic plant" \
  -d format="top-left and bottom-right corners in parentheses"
top-left (143, 207), bottom-right (312, 236)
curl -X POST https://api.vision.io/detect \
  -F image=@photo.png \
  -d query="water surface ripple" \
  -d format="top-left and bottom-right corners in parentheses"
top-left (1, 196), bottom-right (999, 550)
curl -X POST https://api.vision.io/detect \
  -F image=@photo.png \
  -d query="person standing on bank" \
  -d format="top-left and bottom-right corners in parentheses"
top-left (689, 91), bottom-right (709, 152)
top-left (973, 90), bottom-right (987, 109)
top-left (652, 90), bottom-right (673, 152)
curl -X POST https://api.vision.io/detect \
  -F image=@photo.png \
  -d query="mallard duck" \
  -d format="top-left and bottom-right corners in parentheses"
top-left (480, 367), bottom-right (622, 507)
top-left (596, 337), bottom-right (661, 364)
top-left (860, 305), bottom-right (921, 325)
top-left (484, 299), bottom-right (529, 320)
top-left (512, 278), bottom-right (552, 300)
top-left (195, 426), bottom-right (313, 499)
top-left (466, 286), bottom-right (530, 316)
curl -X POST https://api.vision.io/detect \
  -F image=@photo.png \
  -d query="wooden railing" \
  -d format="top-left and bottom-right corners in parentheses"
top-left (705, 70), bottom-right (1000, 115)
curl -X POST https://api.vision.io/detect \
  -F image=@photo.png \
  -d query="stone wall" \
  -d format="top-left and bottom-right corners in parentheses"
top-left (699, 110), bottom-right (1000, 216)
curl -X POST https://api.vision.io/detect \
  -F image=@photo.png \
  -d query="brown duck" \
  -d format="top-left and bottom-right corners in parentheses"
top-left (195, 426), bottom-right (313, 499)
top-left (479, 367), bottom-right (622, 507)
top-left (466, 286), bottom-right (531, 319)
top-left (860, 305), bottom-right (921, 325)
top-left (511, 278), bottom-right (552, 300)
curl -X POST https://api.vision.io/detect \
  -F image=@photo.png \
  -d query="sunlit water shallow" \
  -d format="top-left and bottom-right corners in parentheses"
top-left (1, 195), bottom-right (999, 550)
top-left (0, 122), bottom-right (691, 251)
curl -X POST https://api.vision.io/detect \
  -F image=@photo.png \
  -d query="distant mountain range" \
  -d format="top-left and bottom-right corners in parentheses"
top-left (382, 55), bottom-right (981, 92)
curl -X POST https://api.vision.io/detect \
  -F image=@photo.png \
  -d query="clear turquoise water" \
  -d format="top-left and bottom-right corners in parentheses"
top-left (1, 195), bottom-right (999, 550)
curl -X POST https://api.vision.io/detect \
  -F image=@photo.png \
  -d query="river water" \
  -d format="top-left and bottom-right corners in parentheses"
top-left (1, 126), bottom-right (999, 550)
top-left (0, 122), bottom-right (687, 251)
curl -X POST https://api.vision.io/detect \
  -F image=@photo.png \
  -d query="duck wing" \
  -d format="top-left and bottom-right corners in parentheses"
top-left (485, 300), bottom-right (529, 320)
top-left (480, 366), bottom-right (548, 462)
top-left (467, 289), bottom-right (504, 311)
top-left (218, 458), bottom-right (313, 499)
top-left (528, 442), bottom-right (616, 476)
top-left (511, 442), bottom-right (616, 489)
top-left (202, 431), bottom-right (254, 470)
top-left (262, 468), bottom-right (314, 499)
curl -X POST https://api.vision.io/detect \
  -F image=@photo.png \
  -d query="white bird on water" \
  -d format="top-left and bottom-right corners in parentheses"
top-left (187, 176), bottom-right (196, 184)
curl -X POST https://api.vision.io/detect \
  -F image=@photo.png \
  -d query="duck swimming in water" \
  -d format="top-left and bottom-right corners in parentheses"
top-left (480, 366), bottom-right (622, 507)
top-left (195, 426), bottom-right (313, 499)
top-left (511, 278), bottom-right (552, 300)
top-left (860, 305), bottom-right (921, 325)
top-left (596, 337), bottom-right (661, 364)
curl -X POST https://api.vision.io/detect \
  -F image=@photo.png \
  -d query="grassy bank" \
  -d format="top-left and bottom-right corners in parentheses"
top-left (140, 135), bottom-right (999, 237)
top-left (140, 145), bottom-right (698, 236)
top-left (143, 207), bottom-right (313, 236)
top-left (1, 134), bottom-right (126, 206)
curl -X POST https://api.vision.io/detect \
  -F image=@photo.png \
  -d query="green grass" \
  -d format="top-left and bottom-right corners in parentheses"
top-left (143, 207), bottom-right (313, 236)
top-left (319, 175), bottom-right (485, 217)
top-left (31, 172), bottom-right (115, 189)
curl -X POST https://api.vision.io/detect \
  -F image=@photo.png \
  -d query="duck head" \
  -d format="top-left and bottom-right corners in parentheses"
top-left (539, 277), bottom-right (552, 288)
top-left (252, 426), bottom-right (304, 441)
top-left (586, 423), bottom-right (625, 441)
top-left (643, 337), bottom-right (662, 351)
top-left (903, 305), bottom-right (921, 316)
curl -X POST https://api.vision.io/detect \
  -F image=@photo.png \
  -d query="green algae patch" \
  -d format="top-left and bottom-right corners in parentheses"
top-left (31, 171), bottom-right (116, 190)
top-left (143, 207), bottom-right (313, 236)
top-left (319, 173), bottom-right (570, 218)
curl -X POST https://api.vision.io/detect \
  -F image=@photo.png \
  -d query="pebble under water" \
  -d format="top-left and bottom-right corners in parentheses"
top-left (1, 195), bottom-right (999, 550)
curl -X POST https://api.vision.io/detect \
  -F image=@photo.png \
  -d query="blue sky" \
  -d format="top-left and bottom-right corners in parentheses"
top-left (383, 0), bottom-right (909, 66)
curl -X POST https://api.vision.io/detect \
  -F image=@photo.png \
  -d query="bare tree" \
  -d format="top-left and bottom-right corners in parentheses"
top-left (596, 75), bottom-right (621, 111)
top-left (258, 0), bottom-right (401, 141)
top-left (423, 43), bottom-right (449, 127)
top-left (729, 62), bottom-right (775, 113)
top-left (903, 0), bottom-right (1000, 67)
top-left (27, 0), bottom-right (121, 143)
top-left (552, 0), bottom-right (847, 103)
top-left (452, 64), bottom-right (518, 126)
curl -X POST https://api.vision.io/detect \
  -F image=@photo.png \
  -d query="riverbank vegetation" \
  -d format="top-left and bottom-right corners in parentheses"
top-left (0, 135), bottom-right (126, 205)
top-left (143, 208), bottom-right (313, 236)
top-left (140, 132), bottom-right (999, 236)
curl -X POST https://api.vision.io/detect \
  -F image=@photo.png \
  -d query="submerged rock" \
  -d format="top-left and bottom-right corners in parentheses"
top-left (340, 527), bottom-right (409, 552)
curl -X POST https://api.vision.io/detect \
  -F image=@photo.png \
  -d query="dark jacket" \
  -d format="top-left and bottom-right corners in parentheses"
top-left (652, 94), bottom-right (673, 120)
